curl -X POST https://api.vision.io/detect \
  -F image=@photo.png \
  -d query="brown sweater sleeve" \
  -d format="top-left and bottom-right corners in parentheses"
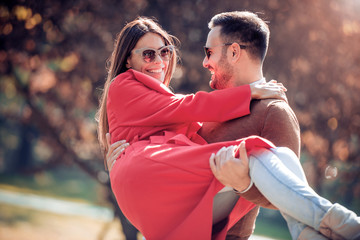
top-left (237, 100), bottom-right (300, 209)
top-left (237, 185), bottom-right (278, 209)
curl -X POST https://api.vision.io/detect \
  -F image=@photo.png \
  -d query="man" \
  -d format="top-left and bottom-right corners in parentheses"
top-left (204, 12), bottom-right (360, 240)
top-left (199, 11), bottom-right (300, 239)
top-left (106, 11), bottom-right (299, 239)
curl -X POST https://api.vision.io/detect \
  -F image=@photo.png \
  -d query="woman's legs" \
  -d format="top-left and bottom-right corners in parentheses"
top-left (270, 148), bottom-right (330, 239)
top-left (269, 148), bottom-right (311, 239)
top-left (248, 147), bottom-right (360, 239)
top-left (249, 147), bottom-right (332, 229)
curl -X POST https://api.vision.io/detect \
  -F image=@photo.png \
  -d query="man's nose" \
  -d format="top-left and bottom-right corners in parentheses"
top-left (202, 56), bottom-right (209, 68)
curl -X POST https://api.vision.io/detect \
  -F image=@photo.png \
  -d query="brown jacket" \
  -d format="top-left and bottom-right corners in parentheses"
top-left (199, 98), bottom-right (300, 238)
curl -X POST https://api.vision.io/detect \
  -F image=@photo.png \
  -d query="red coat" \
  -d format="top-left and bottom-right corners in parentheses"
top-left (108, 70), bottom-right (274, 240)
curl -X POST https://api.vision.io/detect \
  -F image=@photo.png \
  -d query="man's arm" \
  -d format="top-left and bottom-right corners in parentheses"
top-left (261, 100), bottom-right (300, 156)
top-left (201, 99), bottom-right (300, 208)
top-left (237, 100), bottom-right (300, 208)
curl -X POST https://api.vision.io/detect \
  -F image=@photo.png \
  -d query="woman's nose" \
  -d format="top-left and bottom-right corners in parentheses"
top-left (153, 53), bottom-right (163, 64)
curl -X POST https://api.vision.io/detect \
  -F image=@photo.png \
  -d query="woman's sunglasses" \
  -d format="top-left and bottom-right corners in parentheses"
top-left (133, 45), bottom-right (174, 63)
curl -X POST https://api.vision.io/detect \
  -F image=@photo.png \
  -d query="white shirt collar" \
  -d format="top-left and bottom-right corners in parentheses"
top-left (249, 78), bottom-right (266, 86)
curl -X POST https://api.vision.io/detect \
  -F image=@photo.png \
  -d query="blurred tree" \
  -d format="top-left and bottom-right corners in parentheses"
top-left (1, 0), bottom-right (359, 238)
top-left (263, 1), bottom-right (360, 207)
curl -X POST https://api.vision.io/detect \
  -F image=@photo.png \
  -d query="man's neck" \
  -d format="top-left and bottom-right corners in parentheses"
top-left (232, 62), bottom-right (263, 86)
top-left (233, 73), bottom-right (264, 87)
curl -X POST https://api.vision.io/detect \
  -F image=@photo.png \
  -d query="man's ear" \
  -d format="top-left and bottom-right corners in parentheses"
top-left (229, 43), bottom-right (241, 63)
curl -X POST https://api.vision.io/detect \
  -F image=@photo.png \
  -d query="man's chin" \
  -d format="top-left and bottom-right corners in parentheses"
top-left (209, 80), bottom-right (217, 89)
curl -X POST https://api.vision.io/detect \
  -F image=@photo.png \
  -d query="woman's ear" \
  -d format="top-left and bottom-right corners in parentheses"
top-left (126, 57), bottom-right (132, 69)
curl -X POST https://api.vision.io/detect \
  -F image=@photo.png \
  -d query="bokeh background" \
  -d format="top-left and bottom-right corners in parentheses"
top-left (1, 0), bottom-right (359, 239)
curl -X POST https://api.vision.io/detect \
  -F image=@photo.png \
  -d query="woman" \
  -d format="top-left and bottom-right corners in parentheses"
top-left (97, 17), bottom-right (285, 240)
top-left (98, 17), bottom-right (360, 240)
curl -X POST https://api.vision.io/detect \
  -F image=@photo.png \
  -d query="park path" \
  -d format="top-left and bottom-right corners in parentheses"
top-left (0, 189), bottom-right (276, 240)
top-left (0, 188), bottom-right (113, 220)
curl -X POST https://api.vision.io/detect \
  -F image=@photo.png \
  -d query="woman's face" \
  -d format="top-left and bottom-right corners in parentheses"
top-left (127, 33), bottom-right (171, 83)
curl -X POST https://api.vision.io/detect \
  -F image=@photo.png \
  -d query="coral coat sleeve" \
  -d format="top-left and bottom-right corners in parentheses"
top-left (107, 70), bottom-right (251, 131)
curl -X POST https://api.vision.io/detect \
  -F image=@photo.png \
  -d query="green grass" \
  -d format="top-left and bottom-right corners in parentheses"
top-left (253, 208), bottom-right (292, 239)
top-left (0, 166), bottom-right (105, 204)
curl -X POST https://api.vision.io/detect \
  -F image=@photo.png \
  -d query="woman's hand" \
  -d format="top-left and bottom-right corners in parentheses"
top-left (209, 142), bottom-right (251, 192)
top-left (105, 133), bottom-right (129, 171)
top-left (250, 80), bottom-right (288, 102)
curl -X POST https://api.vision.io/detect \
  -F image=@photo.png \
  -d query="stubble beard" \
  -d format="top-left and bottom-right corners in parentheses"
top-left (212, 55), bottom-right (233, 90)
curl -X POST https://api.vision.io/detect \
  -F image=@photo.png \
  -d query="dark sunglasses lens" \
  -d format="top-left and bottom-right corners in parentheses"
top-left (142, 49), bottom-right (156, 62)
top-left (160, 47), bottom-right (172, 59)
top-left (204, 47), bottom-right (210, 58)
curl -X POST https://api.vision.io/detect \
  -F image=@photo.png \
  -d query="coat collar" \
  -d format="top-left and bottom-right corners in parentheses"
top-left (126, 69), bottom-right (174, 96)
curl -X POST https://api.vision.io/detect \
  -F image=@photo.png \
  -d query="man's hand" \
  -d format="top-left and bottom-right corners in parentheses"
top-left (106, 133), bottom-right (129, 171)
top-left (209, 142), bottom-right (251, 192)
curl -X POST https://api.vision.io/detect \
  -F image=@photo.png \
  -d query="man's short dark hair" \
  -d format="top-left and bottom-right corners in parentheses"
top-left (209, 11), bottom-right (269, 62)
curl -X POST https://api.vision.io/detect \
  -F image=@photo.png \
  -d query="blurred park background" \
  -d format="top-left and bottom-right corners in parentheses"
top-left (1, 0), bottom-right (360, 239)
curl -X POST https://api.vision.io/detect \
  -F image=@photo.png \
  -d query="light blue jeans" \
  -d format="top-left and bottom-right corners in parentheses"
top-left (249, 147), bottom-right (333, 239)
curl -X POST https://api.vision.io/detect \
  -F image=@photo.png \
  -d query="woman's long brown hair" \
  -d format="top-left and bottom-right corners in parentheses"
top-left (96, 17), bottom-right (179, 162)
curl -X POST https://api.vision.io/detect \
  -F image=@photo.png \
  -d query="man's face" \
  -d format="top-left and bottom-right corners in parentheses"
top-left (203, 26), bottom-right (234, 90)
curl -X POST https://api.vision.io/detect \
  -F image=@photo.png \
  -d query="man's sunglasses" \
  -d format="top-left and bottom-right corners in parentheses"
top-left (133, 45), bottom-right (174, 63)
top-left (203, 43), bottom-right (247, 59)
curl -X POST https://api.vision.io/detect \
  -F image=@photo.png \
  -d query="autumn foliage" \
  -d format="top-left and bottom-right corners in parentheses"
top-left (1, 0), bottom-right (359, 221)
